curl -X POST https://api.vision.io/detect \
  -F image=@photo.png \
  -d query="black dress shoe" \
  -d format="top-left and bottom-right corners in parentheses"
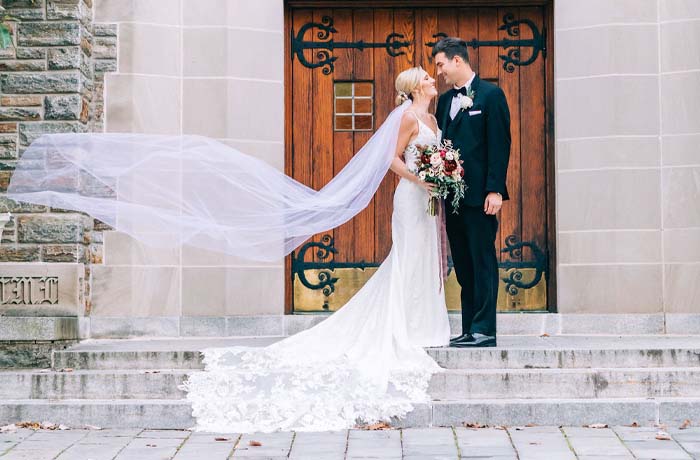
top-left (451, 335), bottom-right (497, 348)
top-left (449, 333), bottom-right (473, 345)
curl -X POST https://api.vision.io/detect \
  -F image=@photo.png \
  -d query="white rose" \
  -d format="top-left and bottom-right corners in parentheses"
top-left (418, 171), bottom-right (427, 181)
top-left (459, 95), bottom-right (473, 110)
top-left (430, 153), bottom-right (441, 166)
top-left (445, 152), bottom-right (454, 161)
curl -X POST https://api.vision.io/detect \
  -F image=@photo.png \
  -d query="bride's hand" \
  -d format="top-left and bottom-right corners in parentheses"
top-left (418, 181), bottom-right (436, 193)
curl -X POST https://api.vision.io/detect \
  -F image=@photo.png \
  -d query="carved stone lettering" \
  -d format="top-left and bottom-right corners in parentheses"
top-left (0, 276), bottom-right (59, 305)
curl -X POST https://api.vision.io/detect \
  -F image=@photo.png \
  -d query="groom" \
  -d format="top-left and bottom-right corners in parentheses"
top-left (432, 38), bottom-right (511, 348)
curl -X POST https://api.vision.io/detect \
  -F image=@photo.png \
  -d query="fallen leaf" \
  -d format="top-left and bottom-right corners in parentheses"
top-left (41, 422), bottom-right (57, 430)
top-left (515, 427), bottom-right (523, 431)
top-left (214, 437), bottom-right (230, 441)
top-left (16, 422), bottom-right (40, 430)
top-left (679, 419), bottom-right (691, 430)
top-left (539, 333), bottom-right (550, 337)
top-left (494, 425), bottom-right (506, 430)
top-left (145, 370), bottom-right (161, 374)
top-left (525, 423), bottom-right (537, 427)
top-left (249, 440), bottom-right (262, 447)
top-left (361, 422), bottom-right (392, 431)
top-left (585, 423), bottom-right (608, 429)
top-left (58, 368), bottom-right (74, 373)
top-left (627, 422), bottom-right (639, 427)
top-left (464, 422), bottom-right (487, 429)
top-left (655, 431), bottom-right (671, 441)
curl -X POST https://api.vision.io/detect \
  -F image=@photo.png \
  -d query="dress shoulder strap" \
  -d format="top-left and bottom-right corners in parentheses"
top-left (405, 110), bottom-right (420, 121)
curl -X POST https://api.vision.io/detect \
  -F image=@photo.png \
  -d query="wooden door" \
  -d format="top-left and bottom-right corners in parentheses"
top-left (286, 3), bottom-right (553, 313)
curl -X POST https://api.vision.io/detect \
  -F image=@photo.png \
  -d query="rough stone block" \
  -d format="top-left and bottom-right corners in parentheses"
top-left (15, 47), bottom-right (47, 60)
top-left (0, 339), bottom-right (76, 368)
top-left (17, 215), bottom-right (91, 244)
top-left (0, 60), bottom-right (46, 71)
top-left (0, 107), bottom-right (41, 122)
top-left (17, 22), bottom-right (80, 46)
top-left (94, 59), bottom-right (117, 73)
top-left (0, 123), bottom-right (18, 134)
top-left (0, 135), bottom-right (17, 159)
top-left (0, 95), bottom-right (42, 107)
top-left (41, 244), bottom-right (85, 263)
top-left (0, 245), bottom-right (40, 262)
top-left (18, 121), bottom-right (84, 146)
top-left (47, 47), bottom-right (81, 70)
top-left (44, 94), bottom-right (81, 120)
top-left (94, 23), bottom-right (117, 37)
top-left (1, 72), bottom-right (81, 94)
top-left (92, 36), bottom-right (116, 59)
top-left (0, 196), bottom-right (48, 213)
top-left (47, 0), bottom-right (82, 20)
top-left (1, 0), bottom-right (44, 21)
top-left (0, 46), bottom-right (16, 60)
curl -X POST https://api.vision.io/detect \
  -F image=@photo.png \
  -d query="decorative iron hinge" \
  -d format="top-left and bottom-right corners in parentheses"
top-left (499, 234), bottom-right (548, 295)
top-left (291, 15), bottom-right (411, 75)
top-left (292, 233), bottom-right (548, 304)
top-left (426, 13), bottom-right (546, 73)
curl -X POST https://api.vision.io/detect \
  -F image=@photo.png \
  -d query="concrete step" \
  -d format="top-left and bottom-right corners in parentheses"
top-left (429, 346), bottom-right (700, 369)
top-left (0, 397), bottom-right (697, 429)
top-left (5, 367), bottom-right (700, 401)
top-left (53, 336), bottom-right (700, 370)
top-left (0, 369), bottom-right (189, 400)
top-left (429, 367), bottom-right (700, 400)
top-left (0, 399), bottom-right (194, 429)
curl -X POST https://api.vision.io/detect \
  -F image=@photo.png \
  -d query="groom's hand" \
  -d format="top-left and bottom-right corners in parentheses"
top-left (484, 192), bottom-right (502, 215)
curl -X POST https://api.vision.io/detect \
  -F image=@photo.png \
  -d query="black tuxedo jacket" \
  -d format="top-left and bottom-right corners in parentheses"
top-left (436, 75), bottom-right (511, 208)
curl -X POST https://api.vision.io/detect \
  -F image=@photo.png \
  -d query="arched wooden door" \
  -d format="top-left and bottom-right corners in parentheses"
top-left (285, 1), bottom-right (554, 313)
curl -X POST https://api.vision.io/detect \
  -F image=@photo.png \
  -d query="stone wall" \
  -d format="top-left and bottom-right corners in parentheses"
top-left (0, 0), bottom-right (117, 316)
top-left (554, 0), bottom-right (700, 316)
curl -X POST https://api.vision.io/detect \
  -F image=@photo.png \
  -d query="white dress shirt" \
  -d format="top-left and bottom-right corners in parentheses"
top-left (449, 73), bottom-right (476, 120)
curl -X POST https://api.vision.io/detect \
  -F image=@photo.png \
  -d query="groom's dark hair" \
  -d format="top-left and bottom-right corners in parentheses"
top-left (431, 37), bottom-right (469, 63)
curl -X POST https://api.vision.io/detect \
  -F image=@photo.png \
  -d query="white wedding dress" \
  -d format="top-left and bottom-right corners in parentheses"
top-left (182, 116), bottom-right (451, 433)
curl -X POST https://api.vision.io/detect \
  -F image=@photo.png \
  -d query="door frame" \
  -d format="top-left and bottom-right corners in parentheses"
top-left (283, 0), bottom-right (557, 313)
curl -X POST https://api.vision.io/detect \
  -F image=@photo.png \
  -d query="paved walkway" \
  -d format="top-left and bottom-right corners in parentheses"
top-left (1, 425), bottom-right (698, 459)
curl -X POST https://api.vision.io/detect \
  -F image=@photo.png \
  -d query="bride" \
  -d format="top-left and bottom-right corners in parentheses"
top-left (183, 67), bottom-right (450, 432)
top-left (5, 67), bottom-right (452, 432)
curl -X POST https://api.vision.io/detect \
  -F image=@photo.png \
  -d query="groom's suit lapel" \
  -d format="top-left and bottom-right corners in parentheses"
top-left (440, 94), bottom-right (451, 141)
top-left (448, 74), bottom-right (481, 132)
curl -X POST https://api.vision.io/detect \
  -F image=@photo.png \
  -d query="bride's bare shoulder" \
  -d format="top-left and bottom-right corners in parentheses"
top-left (399, 111), bottom-right (420, 132)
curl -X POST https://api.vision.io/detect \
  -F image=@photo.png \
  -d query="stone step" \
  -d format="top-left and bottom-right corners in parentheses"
top-left (429, 367), bottom-right (700, 400)
top-left (5, 367), bottom-right (700, 401)
top-left (53, 336), bottom-right (700, 370)
top-left (430, 346), bottom-right (700, 369)
top-left (0, 399), bottom-right (194, 429)
top-left (0, 397), bottom-right (697, 429)
top-left (0, 369), bottom-right (190, 400)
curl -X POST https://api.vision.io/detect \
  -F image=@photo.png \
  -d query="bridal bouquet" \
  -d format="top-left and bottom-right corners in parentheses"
top-left (414, 140), bottom-right (466, 216)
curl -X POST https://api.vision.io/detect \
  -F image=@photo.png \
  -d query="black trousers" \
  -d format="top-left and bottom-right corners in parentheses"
top-left (445, 206), bottom-right (499, 336)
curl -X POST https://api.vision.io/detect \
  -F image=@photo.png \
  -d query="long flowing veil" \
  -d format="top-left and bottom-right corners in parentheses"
top-left (6, 101), bottom-right (411, 262)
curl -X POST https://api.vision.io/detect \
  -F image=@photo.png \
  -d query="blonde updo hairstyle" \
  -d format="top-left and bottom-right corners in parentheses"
top-left (395, 66), bottom-right (425, 106)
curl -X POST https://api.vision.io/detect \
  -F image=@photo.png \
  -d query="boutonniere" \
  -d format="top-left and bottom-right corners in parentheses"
top-left (459, 87), bottom-right (475, 112)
